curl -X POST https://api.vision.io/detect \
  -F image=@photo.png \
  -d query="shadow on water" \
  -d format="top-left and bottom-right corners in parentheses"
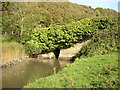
top-left (2, 57), bottom-right (70, 88)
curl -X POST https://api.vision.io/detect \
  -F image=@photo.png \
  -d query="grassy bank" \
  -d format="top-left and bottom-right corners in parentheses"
top-left (24, 52), bottom-right (118, 88)
top-left (78, 22), bottom-right (118, 57)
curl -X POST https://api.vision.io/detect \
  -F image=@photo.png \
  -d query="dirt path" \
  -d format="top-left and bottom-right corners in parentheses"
top-left (59, 39), bottom-right (91, 57)
top-left (40, 39), bottom-right (91, 58)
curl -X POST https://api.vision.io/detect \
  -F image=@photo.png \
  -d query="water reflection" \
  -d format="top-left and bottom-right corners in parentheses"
top-left (52, 59), bottom-right (61, 73)
top-left (2, 58), bottom-right (70, 88)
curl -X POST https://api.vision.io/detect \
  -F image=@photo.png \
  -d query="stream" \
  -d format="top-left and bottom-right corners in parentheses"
top-left (2, 57), bottom-right (71, 88)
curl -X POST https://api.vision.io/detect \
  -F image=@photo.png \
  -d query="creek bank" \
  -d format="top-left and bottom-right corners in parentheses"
top-left (24, 52), bottom-right (118, 88)
top-left (2, 57), bottom-right (71, 88)
top-left (1, 56), bottom-right (28, 68)
top-left (2, 42), bottom-right (25, 68)
top-left (1, 39), bottom-right (90, 68)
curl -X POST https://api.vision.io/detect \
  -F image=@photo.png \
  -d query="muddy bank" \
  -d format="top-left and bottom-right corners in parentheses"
top-left (2, 42), bottom-right (25, 68)
top-left (1, 57), bottom-right (27, 68)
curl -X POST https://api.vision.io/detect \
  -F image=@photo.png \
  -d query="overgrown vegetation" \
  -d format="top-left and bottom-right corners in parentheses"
top-left (78, 20), bottom-right (118, 57)
top-left (2, 42), bottom-right (25, 63)
top-left (24, 52), bottom-right (118, 88)
top-left (1, 2), bottom-right (96, 36)
top-left (24, 17), bottom-right (112, 54)
top-left (2, 2), bottom-right (117, 37)
top-left (1, 2), bottom-right (118, 55)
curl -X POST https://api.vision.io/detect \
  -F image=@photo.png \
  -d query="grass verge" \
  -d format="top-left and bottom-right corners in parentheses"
top-left (24, 52), bottom-right (118, 88)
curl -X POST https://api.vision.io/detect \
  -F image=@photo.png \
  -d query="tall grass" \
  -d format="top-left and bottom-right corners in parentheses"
top-left (2, 42), bottom-right (25, 63)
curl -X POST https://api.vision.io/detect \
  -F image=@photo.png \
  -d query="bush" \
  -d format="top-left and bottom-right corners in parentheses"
top-left (78, 21), bottom-right (118, 57)
top-left (23, 17), bottom-right (112, 54)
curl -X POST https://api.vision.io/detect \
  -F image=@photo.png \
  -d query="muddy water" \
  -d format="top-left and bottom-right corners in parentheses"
top-left (2, 57), bottom-right (71, 88)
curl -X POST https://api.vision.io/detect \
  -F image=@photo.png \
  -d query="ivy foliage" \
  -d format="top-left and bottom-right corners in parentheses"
top-left (24, 17), bottom-right (112, 54)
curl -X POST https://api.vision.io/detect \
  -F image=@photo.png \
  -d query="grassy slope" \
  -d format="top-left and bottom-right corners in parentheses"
top-left (24, 52), bottom-right (118, 88)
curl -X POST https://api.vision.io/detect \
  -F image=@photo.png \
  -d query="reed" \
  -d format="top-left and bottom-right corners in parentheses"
top-left (2, 42), bottom-right (25, 63)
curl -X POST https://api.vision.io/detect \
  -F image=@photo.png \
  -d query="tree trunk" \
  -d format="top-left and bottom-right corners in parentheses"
top-left (20, 18), bottom-right (24, 37)
top-left (20, 25), bottom-right (24, 37)
top-left (53, 48), bottom-right (60, 59)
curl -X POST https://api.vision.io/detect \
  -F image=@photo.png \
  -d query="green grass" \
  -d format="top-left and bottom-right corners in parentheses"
top-left (24, 52), bottom-right (118, 88)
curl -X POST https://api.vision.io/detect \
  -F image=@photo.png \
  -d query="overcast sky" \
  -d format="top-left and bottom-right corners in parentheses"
top-left (69, 0), bottom-right (119, 11)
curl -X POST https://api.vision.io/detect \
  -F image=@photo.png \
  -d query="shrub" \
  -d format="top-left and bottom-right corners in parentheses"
top-left (23, 17), bottom-right (112, 54)
top-left (78, 21), bottom-right (118, 57)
